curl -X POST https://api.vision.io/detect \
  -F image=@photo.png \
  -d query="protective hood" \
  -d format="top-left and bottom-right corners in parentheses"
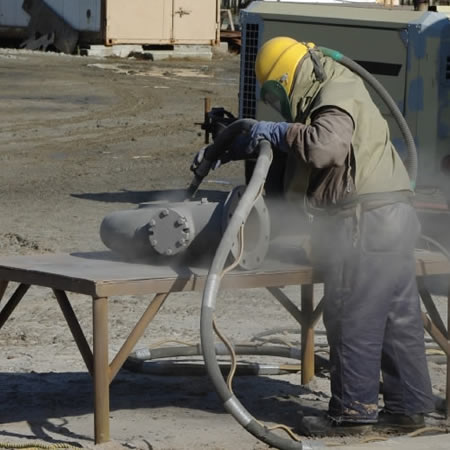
top-left (288, 49), bottom-right (336, 123)
top-left (259, 47), bottom-right (329, 123)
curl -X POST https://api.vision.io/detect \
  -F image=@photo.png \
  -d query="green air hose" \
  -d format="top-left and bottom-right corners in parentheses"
top-left (319, 46), bottom-right (418, 189)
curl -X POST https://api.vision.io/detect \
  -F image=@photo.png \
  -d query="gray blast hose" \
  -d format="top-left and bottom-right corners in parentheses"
top-left (319, 47), bottom-right (418, 188)
top-left (200, 140), bottom-right (306, 450)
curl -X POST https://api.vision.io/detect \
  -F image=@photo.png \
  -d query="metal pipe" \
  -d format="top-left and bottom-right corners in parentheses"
top-left (129, 343), bottom-right (299, 361)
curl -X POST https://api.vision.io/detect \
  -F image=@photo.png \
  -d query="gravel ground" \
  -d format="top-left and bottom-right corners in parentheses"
top-left (0, 48), bottom-right (448, 450)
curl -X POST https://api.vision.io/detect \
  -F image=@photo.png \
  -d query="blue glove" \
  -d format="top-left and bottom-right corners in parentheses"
top-left (248, 121), bottom-right (290, 153)
top-left (220, 121), bottom-right (290, 164)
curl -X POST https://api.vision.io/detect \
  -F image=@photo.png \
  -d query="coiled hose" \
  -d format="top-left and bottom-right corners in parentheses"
top-left (319, 46), bottom-right (418, 188)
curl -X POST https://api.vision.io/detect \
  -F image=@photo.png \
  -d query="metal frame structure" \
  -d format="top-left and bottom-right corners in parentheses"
top-left (0, 250), bottom-right (448, 444)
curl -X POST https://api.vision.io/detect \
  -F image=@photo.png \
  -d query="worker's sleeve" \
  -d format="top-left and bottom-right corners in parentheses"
top-left (285, 106), bottom-right (354, 169)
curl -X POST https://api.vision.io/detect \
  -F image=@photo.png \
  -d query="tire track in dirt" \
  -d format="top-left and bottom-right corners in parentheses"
top-left (0, 62), bottom-right (215, 156)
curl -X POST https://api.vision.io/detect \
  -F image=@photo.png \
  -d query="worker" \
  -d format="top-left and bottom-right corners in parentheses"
top-left (192, 36), bottom-right (434, 436)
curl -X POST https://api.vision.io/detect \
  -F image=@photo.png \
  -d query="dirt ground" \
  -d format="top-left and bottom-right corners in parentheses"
top-left (0, 47), bottom-right (448, 450)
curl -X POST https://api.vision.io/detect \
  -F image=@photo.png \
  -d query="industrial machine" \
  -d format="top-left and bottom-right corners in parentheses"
top-left (240, 2), bottom-right (450, 197)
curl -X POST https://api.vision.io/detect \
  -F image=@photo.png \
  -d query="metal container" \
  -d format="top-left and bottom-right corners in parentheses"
top-left (240, 1), bottom-right (450, 191)
top-left (0, 0), bottom-right (219, 46)
top-left (104, 0), bottom-right (220, 46)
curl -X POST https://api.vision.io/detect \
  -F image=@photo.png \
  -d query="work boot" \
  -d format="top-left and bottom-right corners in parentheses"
top-left (297, 415), bottom-right (373, 437)
top-left (375, 410), bottom-right (425, 432)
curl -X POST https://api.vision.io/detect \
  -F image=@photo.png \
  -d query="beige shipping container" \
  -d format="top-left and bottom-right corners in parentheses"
top-left (105, 0), bottom-right (220, 45)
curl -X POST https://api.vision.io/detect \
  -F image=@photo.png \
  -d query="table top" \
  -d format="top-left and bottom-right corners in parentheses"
top-left (0, 249), bottom-right (447, 297)
top-left (0, 249), bottom-right (317, 297)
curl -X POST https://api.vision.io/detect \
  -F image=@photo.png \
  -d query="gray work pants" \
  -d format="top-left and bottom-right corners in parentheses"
top-left (312, 202), bottom-right (434, 422)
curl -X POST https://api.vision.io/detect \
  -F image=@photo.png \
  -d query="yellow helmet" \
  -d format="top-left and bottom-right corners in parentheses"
top-left (255, 37), bottom-right (315, 95)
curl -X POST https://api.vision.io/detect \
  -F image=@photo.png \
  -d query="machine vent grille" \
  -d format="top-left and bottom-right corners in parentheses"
top-left (446, 56), bottom-right (450, 80)
top-left (240, 23), bottom-right (259, 118)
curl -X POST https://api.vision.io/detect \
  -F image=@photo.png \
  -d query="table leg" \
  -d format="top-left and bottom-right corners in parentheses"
top-left (0, 280), bottom-right (8, 303)
top-left (54, 289), bottom-right (93, 375)
top-left (110, 292), bottom-right (170, 381)
top-left (0, 284), bottom-right (30, 330)
top-left (93, 296), bottom-right (110, 444)
top-left (301, 284), bottom-right (314, 385)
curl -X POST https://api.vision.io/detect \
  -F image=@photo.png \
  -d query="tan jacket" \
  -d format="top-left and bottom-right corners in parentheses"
top-left (283, 51), bottom-right (412, 214)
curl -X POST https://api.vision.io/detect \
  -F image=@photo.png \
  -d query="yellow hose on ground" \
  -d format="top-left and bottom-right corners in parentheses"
top-left (0, 442), bottom-right (79, 450)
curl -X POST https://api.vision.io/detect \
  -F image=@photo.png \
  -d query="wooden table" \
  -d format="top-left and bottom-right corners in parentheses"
top-left (0, 249), bottom-right (448, 443)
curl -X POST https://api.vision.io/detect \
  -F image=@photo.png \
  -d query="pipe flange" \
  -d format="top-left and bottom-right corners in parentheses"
top-left (148, 208), bottom-right (192, 256)
top-left (222, 185), bottom-right (271, 270)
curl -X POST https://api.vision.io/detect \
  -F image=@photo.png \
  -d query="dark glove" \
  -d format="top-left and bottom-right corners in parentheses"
top-left (220, 121), bottom-right (290, 164)
top-left (192, 121), bottom-right (291, 172)
top-left (219, 133), bottom-right (253, 164)
top-left (190, 145), bottom-right (221, 178)
top-left (248, 121), bottom-right (290, 152)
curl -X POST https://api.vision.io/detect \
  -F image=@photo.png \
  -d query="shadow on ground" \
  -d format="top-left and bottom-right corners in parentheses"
top-left (0, 369), bottom-right (328, 443)
top-left (71, 189), bottom-right (229, 205)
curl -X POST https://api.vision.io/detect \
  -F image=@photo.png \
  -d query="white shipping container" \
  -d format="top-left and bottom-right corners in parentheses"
top-left (0, 0), bottom-right (101, 31)
top-left (0, 0), bottom-right (219, 45)
top-left (105, 0), bottom-right (219, 45)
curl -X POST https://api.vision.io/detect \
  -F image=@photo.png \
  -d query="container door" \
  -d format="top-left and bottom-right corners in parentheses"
top-left (105, 0), bottom-right (172, 45)
top-left (172, 0), bottom-right (217, 43)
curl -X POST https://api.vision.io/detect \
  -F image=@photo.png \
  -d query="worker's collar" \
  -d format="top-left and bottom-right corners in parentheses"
top-left (289, 51), bottom-right (327, 122)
